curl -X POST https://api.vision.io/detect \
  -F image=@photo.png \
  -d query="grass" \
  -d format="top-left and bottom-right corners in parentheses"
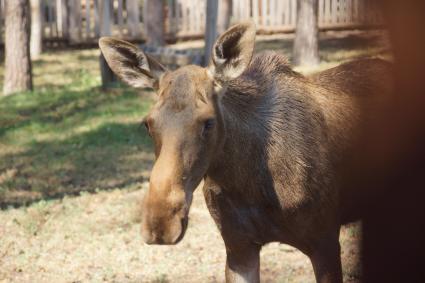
top-left (0, 49), bottom-right (155, 206)
top-left (0, 31), bottom-right (389, 282)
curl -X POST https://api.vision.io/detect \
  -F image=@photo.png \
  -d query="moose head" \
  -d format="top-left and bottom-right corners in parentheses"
top-left (99, 21), bottom-right (256, 245)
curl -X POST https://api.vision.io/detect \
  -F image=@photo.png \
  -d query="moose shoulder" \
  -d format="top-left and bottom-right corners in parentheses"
top-left (99, 21), bottom-right (392, 283)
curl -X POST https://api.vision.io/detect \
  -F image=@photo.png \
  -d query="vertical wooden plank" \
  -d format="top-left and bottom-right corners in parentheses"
top-left (234, 0), bottom-right (239, 23)
top-left (61, 0), bottom-right (68, 39)
top-left (0, 0), bottom-right (2, 45)
top-left (283, 0), bottom-right (290, 27)
top-left (0, 0), bottom-right (3, 44)
top-left (47, 0), bottom-right (53, 38)
top-left (291, 0), bottom-right (296, 28)
top-left (69, 0), bottom-right (82, 43)
top-left (252, 0), bottom-right (259, 26)
top-left (127, 0), bottom-right (140, 38)
top-left (190, 0), bottom-right (195, 33)
top-left (194, 0), bottom-right (201, 33)
top-left (318, 0), bottom-right (323, 26)
top-left (93, 0), bottom-right (100, 37)
top-left (85, 0), bottom-right (91, 38)
top-left (101, 0), bottom-right (111, 36)
top-left (347, 0), bottom-right (352, 23)
top-left (332, 0), bottom-right (338, 24)
top-left (56, 0), bottom-right (62, 37)
top-left (261, 0), bottom-right (266, 28)
top-left (172, 0), bottom-right (179, 34)
top-left (324, 0), bottom-right (329, 25)
top-left (269, 0), bottom-right (274, 25)
top-left (117, 0), bottom-right (123, 35)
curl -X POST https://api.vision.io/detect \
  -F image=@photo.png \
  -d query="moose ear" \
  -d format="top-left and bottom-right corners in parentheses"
top-left (209, 21), bottom-right (256, 83)
top-left (99, 37), bottom-right (167, 89)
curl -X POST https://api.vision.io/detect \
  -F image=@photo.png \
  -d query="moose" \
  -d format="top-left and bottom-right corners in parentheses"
top-left (99, 21), bottom-right (392, 283)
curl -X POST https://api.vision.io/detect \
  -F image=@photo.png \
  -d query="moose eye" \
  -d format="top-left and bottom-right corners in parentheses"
top-left (203, 119), bottom-right (215, 132)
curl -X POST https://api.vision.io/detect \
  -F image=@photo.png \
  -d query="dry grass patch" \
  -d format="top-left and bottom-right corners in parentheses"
top-left (0, 185), bottom-right (361, 283)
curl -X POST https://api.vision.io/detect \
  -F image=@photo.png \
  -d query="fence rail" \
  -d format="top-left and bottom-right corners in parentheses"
top-left (0, 0), bottom-right (383, 44)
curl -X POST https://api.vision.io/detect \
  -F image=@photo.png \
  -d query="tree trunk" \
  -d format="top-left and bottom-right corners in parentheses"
top-left (3, 0), bottom-right (33, 96)
top-left (143, 0), bottom-right (164, 45)
top-left (217, 0), bottom-right (232, 35)
top-left (30, 0), bottom-right (42, 59)
top-left (127, 0), bottom-right (141, 39)
top-left (293, 0), bottom-right (319, 66)
top-left (204, 0), bottom-right (218, 66)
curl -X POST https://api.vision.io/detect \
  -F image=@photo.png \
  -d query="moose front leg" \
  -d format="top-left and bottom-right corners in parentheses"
top-left (225, 243), bottom-right (261, 283)
top-left (309, 233), bottom-right (343, 283)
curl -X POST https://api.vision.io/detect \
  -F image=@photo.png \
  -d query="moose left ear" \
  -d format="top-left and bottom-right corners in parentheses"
top-left (209, 20), bottom-right (256, 83)
top-left (99, 37), bottom-right (167, 89)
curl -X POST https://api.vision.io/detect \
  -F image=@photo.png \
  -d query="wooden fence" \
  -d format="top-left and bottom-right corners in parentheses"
top-left (0, 0), bottom-right (383, 44)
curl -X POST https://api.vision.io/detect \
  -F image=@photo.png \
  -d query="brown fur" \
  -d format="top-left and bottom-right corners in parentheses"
top-left (99, 22), bottom-right (393, 283)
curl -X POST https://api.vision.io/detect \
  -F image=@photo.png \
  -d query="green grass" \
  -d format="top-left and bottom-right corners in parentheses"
top-left (0, 49), bottom-right (155, 206)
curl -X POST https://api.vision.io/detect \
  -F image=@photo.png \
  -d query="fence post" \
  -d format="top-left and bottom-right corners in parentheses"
top-left (204, 0), bottom-right (218, 66)
top-left (100, 0), bottom-right (117, 88)
top-left (217, 0), bottom-right (232, 34)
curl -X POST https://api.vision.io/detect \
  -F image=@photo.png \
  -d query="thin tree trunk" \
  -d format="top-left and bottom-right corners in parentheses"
top-left (30, 0), bottom-right (42, 59)
top-left (3, 0), bottom-right (33, 95)
top-left (100, 0), bottom-right (117, 88)
top-left (293, 0), bottom-right (319, 66)
top-left (204, 0), bottom-right (218, 66)
top-left (101, 0), bottom-right (111, 37)
top-left (217, 0), bottom-right (232, 35)
top-left (127, 0), bottom-right (141, 39)
top-left (143, 0), bottom-right (164, 45)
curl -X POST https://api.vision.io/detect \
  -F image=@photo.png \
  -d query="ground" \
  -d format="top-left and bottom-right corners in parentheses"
top-left (0, 31), bottom-right (389, 282)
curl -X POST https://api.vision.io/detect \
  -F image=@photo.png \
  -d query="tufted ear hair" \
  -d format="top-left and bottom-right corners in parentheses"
top-left (99, 37), bottom-right (167, 89)
top-left (209, 21), bottom-right (256, 83)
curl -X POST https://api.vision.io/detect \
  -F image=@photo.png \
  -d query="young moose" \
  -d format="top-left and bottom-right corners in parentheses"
top-left (99, 22), bottom-right (392, 283)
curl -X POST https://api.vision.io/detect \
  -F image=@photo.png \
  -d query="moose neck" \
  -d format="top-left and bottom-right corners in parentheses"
top-left (207, 79), bottom-right (277, 201)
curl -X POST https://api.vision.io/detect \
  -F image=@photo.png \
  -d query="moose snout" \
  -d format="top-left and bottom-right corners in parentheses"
top-left (141, 214), bottom-right (188, 245)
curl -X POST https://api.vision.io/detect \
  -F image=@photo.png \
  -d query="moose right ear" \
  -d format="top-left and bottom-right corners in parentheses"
top-left (209, 21), bottom-right (256, 83)
top-left (99, 37), bottom-right (167, 89)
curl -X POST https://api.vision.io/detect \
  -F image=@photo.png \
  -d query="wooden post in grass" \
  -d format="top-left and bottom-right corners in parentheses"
top-left (99, 0), bottom-right (117, 88)
top-left (204, 0), bottom-right (218, 66)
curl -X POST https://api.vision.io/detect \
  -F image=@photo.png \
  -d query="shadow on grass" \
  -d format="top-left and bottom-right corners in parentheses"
top-left (0, 121), bottom-right (154, 208)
